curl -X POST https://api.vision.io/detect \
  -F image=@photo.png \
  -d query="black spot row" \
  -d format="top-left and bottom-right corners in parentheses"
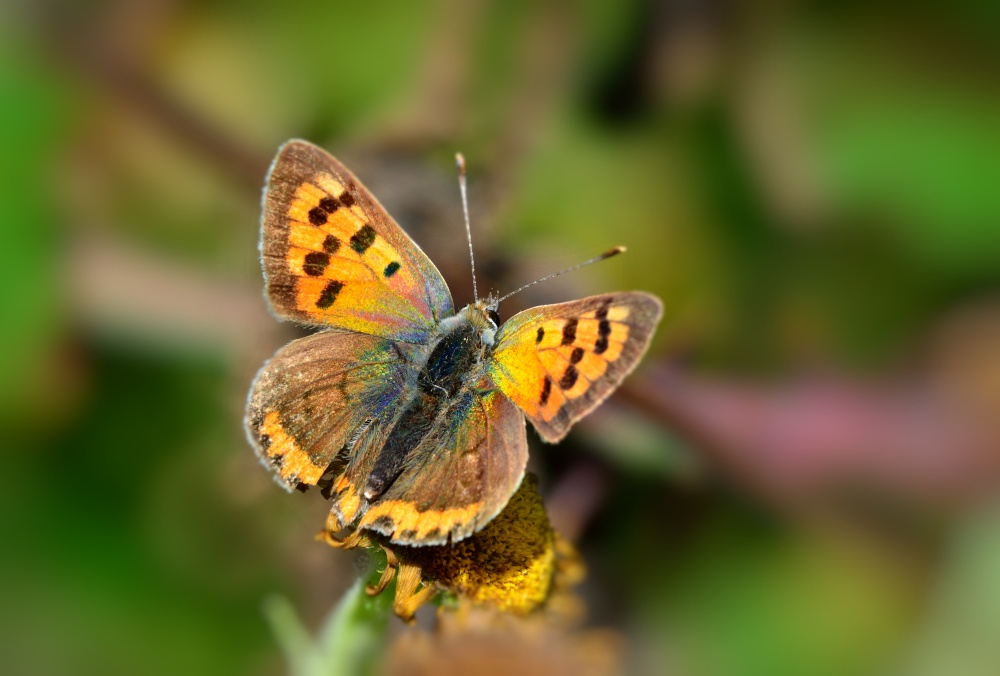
top-left (308, 195), bottom-right (340, 226)
top-left (538, 345), bottom-right (587, 408)
top-left (302, 222), bottom-right (377, 278)
top-left (593, 299), bottom-right (613, 353)
top-left (539, 361), bottom-right (581, 407)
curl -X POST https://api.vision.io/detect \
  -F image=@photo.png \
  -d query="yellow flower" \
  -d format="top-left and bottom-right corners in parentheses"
top-left (321, 474), bottom-right (575, 622)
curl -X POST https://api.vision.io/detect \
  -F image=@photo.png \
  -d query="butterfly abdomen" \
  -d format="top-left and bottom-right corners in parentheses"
top-left (362, 318), bottom-right (488, 503)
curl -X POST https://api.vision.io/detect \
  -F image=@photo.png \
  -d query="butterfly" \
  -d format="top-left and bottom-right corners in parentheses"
top-left (245, 140), bottom-right (662, 546)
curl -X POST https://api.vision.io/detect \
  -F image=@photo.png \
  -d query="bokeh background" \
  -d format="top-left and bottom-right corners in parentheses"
top-left (3, 0), bottom-right (1000, 674)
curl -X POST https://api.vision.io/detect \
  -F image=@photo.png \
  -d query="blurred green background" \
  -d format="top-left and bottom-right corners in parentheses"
top-left (2, 1), bottom-right (1000, 674)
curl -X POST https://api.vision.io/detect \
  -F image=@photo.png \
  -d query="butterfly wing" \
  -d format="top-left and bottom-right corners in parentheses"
top-left (245, 330), bottom-right (417, 491)
top-left (488, 292), bottom-right (662, 442)
top-left (261, 140), bottom-right (454, 343)
top-left (333, 388), bottom-right (528, 546)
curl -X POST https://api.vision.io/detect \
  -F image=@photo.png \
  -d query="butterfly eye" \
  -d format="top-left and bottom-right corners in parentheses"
top-left (487, 309), bottom-right (501, 326)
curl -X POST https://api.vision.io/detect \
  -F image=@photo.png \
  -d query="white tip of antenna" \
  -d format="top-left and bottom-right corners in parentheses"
top-left (455, 152), bottom-right (466, 175)
top-left (604, 246), bottom-right (626, 257)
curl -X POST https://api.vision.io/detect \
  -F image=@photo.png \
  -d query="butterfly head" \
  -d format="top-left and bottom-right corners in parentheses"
top-left (456, 295), bottom-right (501, 347)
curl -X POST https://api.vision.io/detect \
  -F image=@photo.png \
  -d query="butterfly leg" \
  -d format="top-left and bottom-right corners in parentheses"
top-left (392, 561), bottom-right (438, 623)
top-left (366, 545), bottom-right (399, 596)
top-left (317, 529), bottom-right (438, 622)
top-left (316, 511), bottom-right (370, 550)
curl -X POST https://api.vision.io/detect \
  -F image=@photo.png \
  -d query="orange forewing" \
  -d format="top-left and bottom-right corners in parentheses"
top-left (260, 140), bottom-right (454, 342)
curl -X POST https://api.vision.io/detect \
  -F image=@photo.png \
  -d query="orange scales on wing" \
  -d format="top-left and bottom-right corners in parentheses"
top-left (283, 176), bottom-right (432, 334)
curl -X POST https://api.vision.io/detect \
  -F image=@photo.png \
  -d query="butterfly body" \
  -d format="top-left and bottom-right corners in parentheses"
top-left (359, 302), bottom-right (497, 503)
top-left (247, 140), bottom-right (662, 546)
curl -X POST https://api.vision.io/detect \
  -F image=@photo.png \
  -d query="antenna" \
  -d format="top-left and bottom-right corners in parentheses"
top-left (455, 153), bottom-right (478, 302)
top-left (496, 246), bottom-right (626, 305)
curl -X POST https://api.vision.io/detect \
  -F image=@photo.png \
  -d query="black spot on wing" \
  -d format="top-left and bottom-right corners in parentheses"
top-left (536, 327), bottom-right (545, 344)
top-left (570, 347), bottom-right (585, 364)
top-left (561, 318), bottom-right (578, 345)
top-left (316, 280), bottom-right (344, 309)
top-left (308, 196), bottom-right (340, 225)
top-left (594, 319), bottom-right (612, 355)
top-left (308, 207), bottom-right (327, 226)
top-left (339, 187), bottom-right (356, 208)
top-left (383, 261), bottom-right (401, 278)
top-left (303, 251), bottom-right (330, 276)
top-left (322, 234), bottom-right (340, 254)
top-left (559, 364), bottom-right (578, 390)
top-left (540, 376), bottom-right (552, 406)
top-left (350, 224), bottom-right (376, 254)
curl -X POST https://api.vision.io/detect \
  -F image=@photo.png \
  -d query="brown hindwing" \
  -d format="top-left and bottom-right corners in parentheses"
top-left (349, 388), bottom-right (529, 546)
top-left (245, 330), bottom-right (414, 491)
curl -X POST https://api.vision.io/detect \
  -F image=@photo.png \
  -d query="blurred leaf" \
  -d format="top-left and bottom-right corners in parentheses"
top-left (790, 27), bottom-right (1000, 272)
top-left (900, 503), bottom-right (1000, 676)
top-left (0, 34), bottom-right (70, 427)
top-left (577, 408), bottom-right (701, 480)
top-left (629, 515), bottom-right (914, 676)
top-left (264, 553), bottom-right (392, 676)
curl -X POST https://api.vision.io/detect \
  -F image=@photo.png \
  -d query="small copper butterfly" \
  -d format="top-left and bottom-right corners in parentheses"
top-left (246, 140), bottom-right (662, 546)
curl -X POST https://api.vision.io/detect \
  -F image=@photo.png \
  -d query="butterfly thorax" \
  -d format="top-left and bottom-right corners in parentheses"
top-left (360, 302), bottom-right (499, 502)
